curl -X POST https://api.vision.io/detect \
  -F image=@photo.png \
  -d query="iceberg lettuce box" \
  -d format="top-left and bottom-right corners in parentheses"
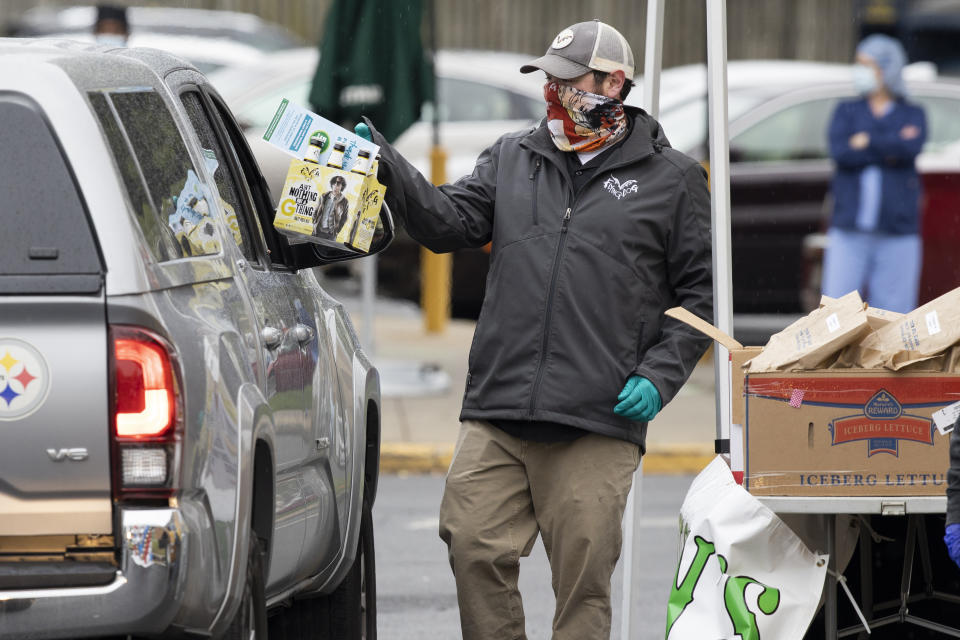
top-left (263, 99), bottom-right (386, 252)
top-left (666, 306), bottom-right (959, 497)
top-left (740, 369), bottom-right (956, 497)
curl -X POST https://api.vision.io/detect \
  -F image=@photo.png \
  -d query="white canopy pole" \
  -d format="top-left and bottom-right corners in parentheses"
top-left (641, 1), bottom-right (664, 121)
top-left (620, 1), bottom-right (663, 638)
top-left (706, 0), bottom-right (734, 448)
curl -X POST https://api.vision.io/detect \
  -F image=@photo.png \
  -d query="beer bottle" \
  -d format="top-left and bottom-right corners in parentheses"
top-left (304, 133), bottom-right (325, 164)
top-left (351, 150), bottom-right (371, 175)
top-left (326, 143), bottom-right (346, 169)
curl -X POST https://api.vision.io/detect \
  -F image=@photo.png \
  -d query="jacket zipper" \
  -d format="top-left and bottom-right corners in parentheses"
top-left (529, 157), bottom-right (542, 225)
top-left (523, 143), bottom-right (657, 416)
top-left (528, 204), bottom-right (573, 416)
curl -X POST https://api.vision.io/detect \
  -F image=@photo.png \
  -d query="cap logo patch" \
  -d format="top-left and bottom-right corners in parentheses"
top-left (552, 29), bottom-right (574, 49)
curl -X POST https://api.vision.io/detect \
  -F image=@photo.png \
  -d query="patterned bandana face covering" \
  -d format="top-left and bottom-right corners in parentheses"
top-left (544, 81), bottom-right (627, 153)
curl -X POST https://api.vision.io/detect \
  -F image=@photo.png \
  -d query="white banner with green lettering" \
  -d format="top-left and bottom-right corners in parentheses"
top-left (666, 457), bottom-right (828, 640)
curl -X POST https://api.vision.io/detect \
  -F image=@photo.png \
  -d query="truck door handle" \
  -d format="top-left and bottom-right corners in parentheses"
top-left (294, 324), bottom-right (314, 344)
top-left (261, 326), bottom-right (283, 349)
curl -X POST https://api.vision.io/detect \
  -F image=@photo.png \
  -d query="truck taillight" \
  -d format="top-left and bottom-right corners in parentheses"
top-left (109, 326), bottom-right (181, 500)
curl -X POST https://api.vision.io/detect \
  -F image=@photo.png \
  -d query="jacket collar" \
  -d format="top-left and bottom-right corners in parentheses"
top-left (519, 105), bottom-right (661, 163)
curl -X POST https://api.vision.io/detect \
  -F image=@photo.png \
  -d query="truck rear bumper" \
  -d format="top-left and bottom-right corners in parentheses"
top-left (0, 507), bottom-right (187, 639)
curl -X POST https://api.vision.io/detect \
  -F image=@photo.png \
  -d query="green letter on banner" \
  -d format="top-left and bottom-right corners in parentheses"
top-left (724, 576), bottom-right (781, 640)
top-left (666, 536), bottom-right (716, 637)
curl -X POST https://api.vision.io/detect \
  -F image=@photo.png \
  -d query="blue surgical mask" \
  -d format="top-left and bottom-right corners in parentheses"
top-left (96, 34), bottom-right (127, 48)
top-left (852, 64), bottom-right (878, 95)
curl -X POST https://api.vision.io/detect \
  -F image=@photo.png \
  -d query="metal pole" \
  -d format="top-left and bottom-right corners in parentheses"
top-left (361, 255), bottom-right (377, 354)
top-left (706, 0), bottom-right (734, 447)
top-left (620, 1), bottom-right (663, 638)
top-left (421, 0), bottom-right (451, 333)
top-left (642, 0), bottom-right (664, 120)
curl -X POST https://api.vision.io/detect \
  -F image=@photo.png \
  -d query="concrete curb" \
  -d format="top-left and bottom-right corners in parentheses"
top-left (380, 442), bottom-right (715, 475)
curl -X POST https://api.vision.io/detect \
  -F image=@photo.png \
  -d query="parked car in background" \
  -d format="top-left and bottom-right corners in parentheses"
top-left (0, 38), bottom-right (386, 639)
top-left (625, 60), bottom-right (960, 344)
top-left (210, 48), bottom-right (545, 317)
top-left (4, 4), bottom-right (304, 51)
top-left (3, 5), bottom-right (306, 74)
top-left (42, 30), bottom-right (265, 74)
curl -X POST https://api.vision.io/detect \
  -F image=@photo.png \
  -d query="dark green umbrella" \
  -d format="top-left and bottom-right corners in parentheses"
top-left (310, 0), bottom-right (434, 143)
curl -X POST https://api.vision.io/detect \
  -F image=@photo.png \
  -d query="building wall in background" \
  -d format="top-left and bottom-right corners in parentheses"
top-left (0, 0), bottom-right (859, 68)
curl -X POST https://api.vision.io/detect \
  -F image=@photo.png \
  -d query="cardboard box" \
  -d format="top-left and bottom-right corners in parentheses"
top-left (262, 98), bottom-right (386, 252)
top-left (665, 306), bottom-right (958, 497)
top-left (273, 160), bottom-right (385, 252)
top-left (744, 370), bottom-right (958, 496)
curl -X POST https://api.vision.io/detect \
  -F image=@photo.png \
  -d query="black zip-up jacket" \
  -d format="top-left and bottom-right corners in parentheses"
top-left (366, 106), bottom-right (713, 451)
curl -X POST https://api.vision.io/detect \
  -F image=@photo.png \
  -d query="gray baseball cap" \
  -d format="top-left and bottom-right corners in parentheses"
top-left (520, 20), bottom-right (635, 80)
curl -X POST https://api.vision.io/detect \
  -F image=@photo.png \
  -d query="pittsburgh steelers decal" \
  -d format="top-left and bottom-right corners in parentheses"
top-left (0, 338), bottom-right (50, 421)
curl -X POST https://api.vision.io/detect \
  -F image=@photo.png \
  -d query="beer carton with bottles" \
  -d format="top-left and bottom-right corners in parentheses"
top-left (264, 98), bottom-right (386, 252)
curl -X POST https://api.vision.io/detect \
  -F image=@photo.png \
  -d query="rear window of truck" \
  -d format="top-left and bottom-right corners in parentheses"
top-left (0, 93), bottom-right (103, 294)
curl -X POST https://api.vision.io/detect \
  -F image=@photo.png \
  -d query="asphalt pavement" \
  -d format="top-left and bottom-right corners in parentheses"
top-left (374, 472), bottom-right (696, 640)
top-left (331, 276), bottom-right (718, 475)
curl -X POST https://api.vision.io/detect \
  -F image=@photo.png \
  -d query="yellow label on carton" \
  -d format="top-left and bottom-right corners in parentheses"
top-left (273, 159), bottom-right (385, 252)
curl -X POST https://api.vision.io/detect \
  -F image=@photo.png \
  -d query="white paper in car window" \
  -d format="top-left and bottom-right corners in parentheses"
top-left (167, 168), bottom-right (220, 256)
top-left (261, 98), bottom-right (378, 172)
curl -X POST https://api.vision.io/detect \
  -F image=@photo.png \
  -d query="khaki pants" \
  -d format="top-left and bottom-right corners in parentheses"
top-left (439, 420), bottom-right (640, 640)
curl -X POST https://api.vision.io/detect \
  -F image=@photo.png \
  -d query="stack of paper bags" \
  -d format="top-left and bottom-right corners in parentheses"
top-left (839, 287), bottom-right (960, 370)
top-left (745, 287), bottom-right (960, 373)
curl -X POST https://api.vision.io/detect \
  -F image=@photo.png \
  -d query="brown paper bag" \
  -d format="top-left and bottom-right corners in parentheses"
top-left (745, 291), bottom-right (870, 372)
top-left (856, 287), bottom-right (960, 370)
top-left (865, 306), bottom-right (904, 331)
top-left (833, 305), bottom-right (904, 368)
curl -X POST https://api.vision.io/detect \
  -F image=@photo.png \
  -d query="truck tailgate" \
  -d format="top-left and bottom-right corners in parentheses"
top-left (0, 298), bottom-right (112, 535)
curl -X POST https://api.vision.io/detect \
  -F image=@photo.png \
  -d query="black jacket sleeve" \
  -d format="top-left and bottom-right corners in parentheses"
top-left (633, 162), bottom-right (714, 406)
top-left (364, 117), bottom-right (498, 253)
top-left (948, 422), bottom-right (960, 525)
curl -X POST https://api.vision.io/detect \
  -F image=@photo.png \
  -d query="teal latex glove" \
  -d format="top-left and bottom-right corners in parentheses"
top-left (355, 122), bottom-right (372, 141)
top-left (614, 375), bottom-right (662, 421)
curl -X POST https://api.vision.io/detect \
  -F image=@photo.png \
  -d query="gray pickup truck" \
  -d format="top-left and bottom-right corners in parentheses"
top-left (0, 39), bottom-right (389, 639)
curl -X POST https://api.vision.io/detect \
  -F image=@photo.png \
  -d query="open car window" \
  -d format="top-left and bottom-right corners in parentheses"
top-left (202, 89), bottom-right (293, 268)
top-left (180, 89), bottom-right (262, 264)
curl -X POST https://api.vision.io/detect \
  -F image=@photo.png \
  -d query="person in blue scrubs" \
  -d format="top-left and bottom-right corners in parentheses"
top-left (822, 34), bottom-right (927, 313)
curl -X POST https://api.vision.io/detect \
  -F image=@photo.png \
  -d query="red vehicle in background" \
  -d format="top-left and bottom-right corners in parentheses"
top-left (916, 159), bottom-right (960, 302)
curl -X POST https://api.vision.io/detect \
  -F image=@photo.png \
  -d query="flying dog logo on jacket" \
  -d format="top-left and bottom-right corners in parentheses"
top-left (603, 175), bottom-right (638, 200)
